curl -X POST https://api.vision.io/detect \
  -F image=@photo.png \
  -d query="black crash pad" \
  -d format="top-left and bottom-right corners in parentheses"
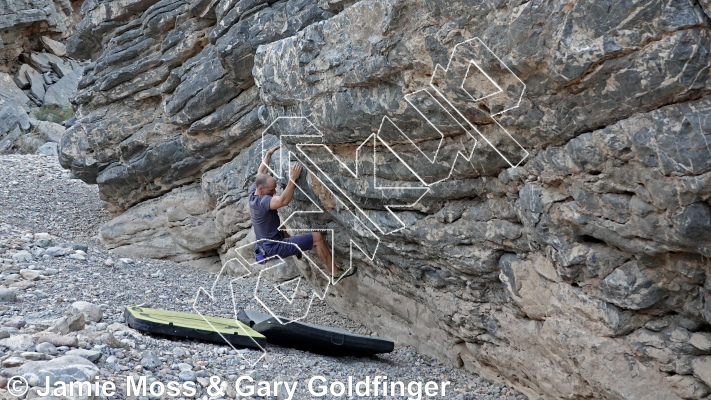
top-left (124, 306), bottom-right (266, 349)
top-left (237, 309), bottom-right (394, 356)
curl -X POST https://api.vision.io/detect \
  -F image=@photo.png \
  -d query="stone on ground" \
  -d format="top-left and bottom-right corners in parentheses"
top-left (36, 142), bottom-right (58, 156)
top-left (43, 70), bottom-right (78, 109)
top-left (0, 333), bottom-right (35, 351)
top-left (69, 301), bottom-right (102, 322)
top-left (18, 355), bottom-right (99, 386)
top-left (37, 332), bottom-right (78, 347)
top-left (140, 350), bottom-right (161, 370)
top-left (40, 36), bottom-right (66, 57)
top-left (35, 342), bottom-right (58, 355)
top-left (1, 72), bottom-right (31, 109)
top-left (66, 349), bottom-right (102, 362)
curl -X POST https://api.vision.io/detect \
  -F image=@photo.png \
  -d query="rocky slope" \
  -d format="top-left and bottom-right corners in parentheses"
top-left (59, 0), bottom-right (711, 399)
top-left (0, 0), bottom-right (81, 71)
top-left (0, 0), bottom-right (84, 155)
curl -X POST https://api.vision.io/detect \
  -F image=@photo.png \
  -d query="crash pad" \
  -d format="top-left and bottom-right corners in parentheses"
top-left (124, 306), bottom-right (266, 349)
top-left (237, 309), bottom-right (394, 356)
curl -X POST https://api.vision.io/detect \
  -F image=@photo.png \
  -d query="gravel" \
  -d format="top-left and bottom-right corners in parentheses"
top-left (0, 154), bottom-right (531, 400)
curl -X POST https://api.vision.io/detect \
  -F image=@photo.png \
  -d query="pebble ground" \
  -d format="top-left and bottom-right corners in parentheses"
top-left (0, 154), bottom-right (531, 400)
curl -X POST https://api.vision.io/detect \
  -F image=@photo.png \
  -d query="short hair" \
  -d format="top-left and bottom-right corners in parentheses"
top-left (255, 173), bottom-right (272, 189)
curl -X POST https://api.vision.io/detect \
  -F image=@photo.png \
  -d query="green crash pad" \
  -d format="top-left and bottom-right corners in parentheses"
top-left (124, 306), bottom-right (266, 349)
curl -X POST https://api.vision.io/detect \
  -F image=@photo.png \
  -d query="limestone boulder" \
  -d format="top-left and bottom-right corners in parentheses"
top-left (69, 301), bottom-right (102, 322)
top-left (0, 72), bottom-right (31, 111)
top-left (0, 333), bottom-right (35, 351)
top-left (40, 36), bottom-right (67, 57)
top-left (13, 64), bottom-right (34, 89)
top-left (29, 119), bottom-right (65, 143)
top-left (59, 0), bottom-right (331, 211)
top-left (100, 184), bottom-right (225, 262)
top-left (250, 1), bottom-right (711, 398)
top-left (24, 67), bottom-right (46, 105)
top-left (43, 70), bottom-right (79, 109)
top-left (36, 141), bottom-right (58, 156)
top-left (0, 0), bottom-right (78, 72)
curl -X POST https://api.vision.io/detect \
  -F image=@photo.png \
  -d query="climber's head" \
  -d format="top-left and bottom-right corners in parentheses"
top-left (255, 173), bottom-right (277, 196)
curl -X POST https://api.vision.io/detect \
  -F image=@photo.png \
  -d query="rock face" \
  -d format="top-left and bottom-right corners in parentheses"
top-left (0, 0), bottom-right (82, 72)
top-left (0, 0), bottom-right (84, 154)
top-left (59, 0), bottom-right (334, 210)
top-left (60, 0), bottom-right (711, 399)
top-left (0, 62), bottom-right (81, 154)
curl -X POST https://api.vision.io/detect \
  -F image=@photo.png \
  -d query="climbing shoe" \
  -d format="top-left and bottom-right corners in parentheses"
top-left (253, 245), bottom-right (267, 265)
top-left (333, 266), bottom-right (357, 281)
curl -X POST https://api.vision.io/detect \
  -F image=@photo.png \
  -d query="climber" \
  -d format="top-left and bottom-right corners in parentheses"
top-left (248, 144), bottom-right (356, 280)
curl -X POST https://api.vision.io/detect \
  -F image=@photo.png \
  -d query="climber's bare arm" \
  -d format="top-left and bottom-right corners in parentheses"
top-left (258, 145), bottom-right (280, 175)
top-left (269, 164), bottom-right (302, 210)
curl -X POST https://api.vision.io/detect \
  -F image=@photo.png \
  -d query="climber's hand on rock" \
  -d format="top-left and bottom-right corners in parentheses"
top-left (289, 163), bottom-right (302, 181)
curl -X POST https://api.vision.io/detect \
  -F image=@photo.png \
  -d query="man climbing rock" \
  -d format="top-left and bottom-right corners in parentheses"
top-left (249, 145), bottom-right (356, 280)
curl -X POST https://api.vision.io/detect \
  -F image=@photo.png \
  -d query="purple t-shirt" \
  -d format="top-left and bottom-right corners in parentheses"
top-left (249, 182), bottom-right (283, 241)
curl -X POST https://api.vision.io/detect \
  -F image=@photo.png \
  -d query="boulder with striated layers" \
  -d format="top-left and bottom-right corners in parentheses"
top-left (43, 70), bottom-right (80, 108)
top-left (0, 0), bottom-right (80, 72)
top-left (248, 2), bottom-right (711, 398)
top-left (60, 0), bottom-right (711, 398)
top-left (0, 72), bottom-right (31, 110)
top-left (59, 0), bottom-right (332, 211)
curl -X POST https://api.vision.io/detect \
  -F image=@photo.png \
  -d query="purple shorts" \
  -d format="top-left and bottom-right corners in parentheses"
top-left (262, 233), bottom-right (314, 259)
